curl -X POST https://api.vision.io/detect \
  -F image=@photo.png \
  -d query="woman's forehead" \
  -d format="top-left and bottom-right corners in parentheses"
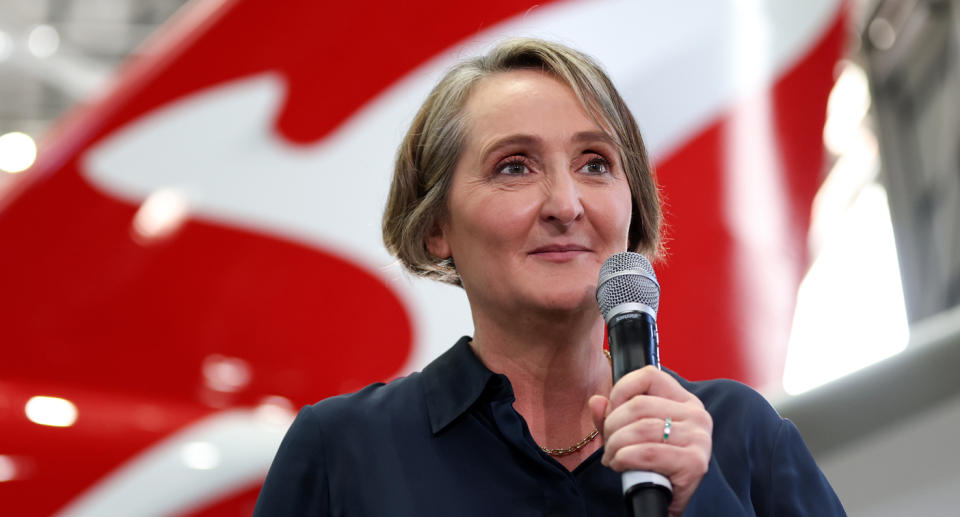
top-left (460, 70), bottom-right (607, 153)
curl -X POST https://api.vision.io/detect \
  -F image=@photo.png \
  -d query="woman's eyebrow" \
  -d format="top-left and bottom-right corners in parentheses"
top-left (478, 134), bottom-right (541, 161)
top-left (478, 131), bottom-right (615, 161)
top-left (572, 130), bottom-right (616, 147)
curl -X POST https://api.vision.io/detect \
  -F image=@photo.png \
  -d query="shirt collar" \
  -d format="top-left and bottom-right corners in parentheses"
top-left (421, 336), bottom-right (507, 434)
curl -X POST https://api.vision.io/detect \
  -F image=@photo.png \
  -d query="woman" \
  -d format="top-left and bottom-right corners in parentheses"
top-left (254, 38), bottom-right (844, 516)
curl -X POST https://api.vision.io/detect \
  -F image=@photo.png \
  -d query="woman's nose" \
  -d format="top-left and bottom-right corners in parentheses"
top-left (540, 171), bottom-right (584, 226)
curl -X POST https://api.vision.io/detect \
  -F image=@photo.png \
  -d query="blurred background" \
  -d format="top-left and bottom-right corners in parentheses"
top-left (0, 0), bottom-right (958, 515)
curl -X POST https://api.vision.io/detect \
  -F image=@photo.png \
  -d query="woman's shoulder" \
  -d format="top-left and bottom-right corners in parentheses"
top-left (665, 370), bottom-right (784, 442)
top-left (302, 372), bottom-right (426, 428)
top-left (672, 374), bottom-right (776, 416)
top-left (271, 372), bottom-right (430, 473)
top-left (665, 371), bottom-right (846, 514)
top-left (295, 336), bottom-right (478, 438)
top-left (254, 372), bottom-right (431, 516)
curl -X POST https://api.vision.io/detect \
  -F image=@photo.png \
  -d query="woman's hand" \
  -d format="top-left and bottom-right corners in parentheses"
top-left (589, 366), bottom-right (713, 517)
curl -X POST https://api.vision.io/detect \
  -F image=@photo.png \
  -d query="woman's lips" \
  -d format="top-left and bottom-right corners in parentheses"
top-left (529, 245), bottom-right (591, 261)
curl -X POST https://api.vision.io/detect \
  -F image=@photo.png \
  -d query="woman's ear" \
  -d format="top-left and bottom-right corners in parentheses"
top-left (426, 223), bottom-right (451, 259)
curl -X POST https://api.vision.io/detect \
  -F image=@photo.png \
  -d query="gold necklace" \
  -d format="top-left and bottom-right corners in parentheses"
top-left (540, 349), bottom-right (612, 457)
top-left (541, 428), bottom-right (599, 457)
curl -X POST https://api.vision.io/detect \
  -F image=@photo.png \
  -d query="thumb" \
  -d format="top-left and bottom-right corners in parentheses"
top-left (588, 395), bottom-right (609, 440)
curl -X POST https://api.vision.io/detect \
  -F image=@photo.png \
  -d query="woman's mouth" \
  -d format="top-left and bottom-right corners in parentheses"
top-left (529, 245), bottom-right (591, 261)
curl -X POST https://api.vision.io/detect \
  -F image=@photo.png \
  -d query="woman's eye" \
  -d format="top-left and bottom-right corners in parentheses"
top-left (579, 156), bottom-right (610, 175)
top-left (497, 160), bottom-right (530, 176)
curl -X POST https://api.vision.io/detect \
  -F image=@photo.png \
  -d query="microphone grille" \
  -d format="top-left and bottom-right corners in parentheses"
top-left (596, 252), bottom-right (660, 319)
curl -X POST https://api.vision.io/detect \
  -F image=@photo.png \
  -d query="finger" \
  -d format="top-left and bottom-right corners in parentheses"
top-left (602, 395), bottom-right (700, 435)
top-left (608, 441), bottom-right (711, 517)
top-left (609, 366), bottom-right (702, 408)
top-left (601, 417), bottom-right (672, 466)
top-left (607, 442), bottom-right (709, 482)
top-left (602, 417), bottom-right (713, 465)
top-left (602, 417), bottom-right (683, 459)
top-left (588, 395), bottom-right (609, 440)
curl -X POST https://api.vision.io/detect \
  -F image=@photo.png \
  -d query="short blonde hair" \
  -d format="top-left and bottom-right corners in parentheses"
top-left (382, 38), bottom-right (661, 286)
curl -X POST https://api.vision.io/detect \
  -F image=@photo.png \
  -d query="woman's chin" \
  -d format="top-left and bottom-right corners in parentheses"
top-left (526, 287), bottom-right (599, 316)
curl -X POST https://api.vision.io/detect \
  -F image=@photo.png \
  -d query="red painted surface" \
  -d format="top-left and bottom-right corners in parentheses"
top-left (0, 1), bottom-right (547, 514)
top-left (656, 10), bottom-right (847, 387)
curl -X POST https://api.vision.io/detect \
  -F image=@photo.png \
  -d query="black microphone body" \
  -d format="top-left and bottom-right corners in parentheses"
top-left (607, 310), bottom-right (671, 517)
top-left (597, 252), bottom-right (672, 517)
top-left (607, 311), bottom-right (659, 381)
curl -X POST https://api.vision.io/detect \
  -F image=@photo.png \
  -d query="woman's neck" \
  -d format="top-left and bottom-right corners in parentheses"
top-left (469, 305), bottom-right (613, 469)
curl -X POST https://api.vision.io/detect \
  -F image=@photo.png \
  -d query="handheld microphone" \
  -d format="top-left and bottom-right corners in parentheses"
top-left (596, 252), bottom-right (671, 517)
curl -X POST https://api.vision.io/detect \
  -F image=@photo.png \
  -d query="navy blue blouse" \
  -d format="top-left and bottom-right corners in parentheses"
top-left (253, 337), bottom-right (844, 516)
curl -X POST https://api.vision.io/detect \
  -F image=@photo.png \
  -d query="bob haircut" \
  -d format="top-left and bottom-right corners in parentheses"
top-left (382, 38), bottom-right (662, 286)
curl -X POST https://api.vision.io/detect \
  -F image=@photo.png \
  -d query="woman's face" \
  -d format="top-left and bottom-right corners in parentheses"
top-left (429, 69), bottom-right (633, 318)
